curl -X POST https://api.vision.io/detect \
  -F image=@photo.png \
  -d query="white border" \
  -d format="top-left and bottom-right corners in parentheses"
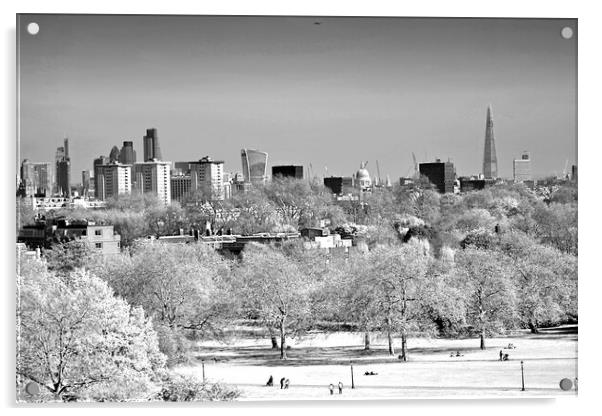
top-left (2, 1), bottom-right (599, 416)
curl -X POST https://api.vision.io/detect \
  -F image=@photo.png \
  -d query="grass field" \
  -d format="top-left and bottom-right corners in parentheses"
top-left (175, 325), bottom-right (578, 400)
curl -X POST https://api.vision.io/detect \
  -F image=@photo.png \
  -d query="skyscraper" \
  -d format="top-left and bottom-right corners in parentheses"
top-left (513, 151), bottom-right (532, 182)
top-left (119, 141), bottom-right (137, 164)
top-left (93, 155), bottom-right (110, 198)
top-left (56, 137), bottom-right (71, 197)
top-left (19, 160), bottom-right (53, 197)
top-left (143, 128), bottom-right (162, 162)
top-left (272, 165), bottom-right (304, 179)
top-left (482, 105), bottom-right (498, 179)
top-left (241, 148), bottom-right (268, 184)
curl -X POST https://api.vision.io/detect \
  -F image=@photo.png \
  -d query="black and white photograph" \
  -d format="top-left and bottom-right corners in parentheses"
top-left (15, 13), bottom-right (578, 402)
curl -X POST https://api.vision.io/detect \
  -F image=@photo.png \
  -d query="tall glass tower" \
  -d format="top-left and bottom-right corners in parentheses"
top-left (482, 105), bottom-right (498, 179)
top-left (241, 149), bottom-right (268, 184)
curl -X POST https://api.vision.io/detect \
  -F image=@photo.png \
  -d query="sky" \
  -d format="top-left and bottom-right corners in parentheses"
top-left (17, 15), bottom-right (577, 182)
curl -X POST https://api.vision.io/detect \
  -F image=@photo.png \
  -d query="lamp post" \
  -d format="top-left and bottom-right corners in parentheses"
top-left (350, 362), bottom-right (355, 389)
top-left (202, 360), bottom-right (206, 383)
top-left (520, 360), bottom-right (525, 391)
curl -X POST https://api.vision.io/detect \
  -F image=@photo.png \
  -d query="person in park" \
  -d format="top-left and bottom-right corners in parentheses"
top-left (280, 377), bottom-right (285, 389)
top-left (338, 382), bottom-right (343, 394)
top-left (284, 379), bottom-right (290, 389)
top-left (329, 384), bottom-right (334, 395)
top-left (500, 350), bottom-right (503, 361)
top-left (266, 375), bottom-right (273, 386)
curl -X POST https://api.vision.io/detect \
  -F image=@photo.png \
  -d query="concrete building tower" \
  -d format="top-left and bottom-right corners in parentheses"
top-left (482, 105), bottom-right (498, 179)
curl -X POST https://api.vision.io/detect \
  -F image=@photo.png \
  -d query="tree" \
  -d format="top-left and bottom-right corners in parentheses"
top-left (454, 248), bottom-right (517, 349)
top-left (234, 244), bottom-right (313, 359)
top-left (368, 242), bottom-right (430, 360)
top-left (17, 257), bottom-right (165, 401)
top-left (43, 240), bottom-right (94, 276)
top-left (94, 243), bottom-right (233, 335)
top-left (498, 232), bottom-right (577, 332)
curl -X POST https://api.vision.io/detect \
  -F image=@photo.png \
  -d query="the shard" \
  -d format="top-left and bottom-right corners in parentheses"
top-left (482, 105), bottom-right (498, 179)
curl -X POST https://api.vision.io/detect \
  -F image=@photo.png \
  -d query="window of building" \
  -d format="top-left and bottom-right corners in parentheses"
top-left (95, 229), bottom-right (102, 236)
top-left (95, 242), bottom-right (103, 249)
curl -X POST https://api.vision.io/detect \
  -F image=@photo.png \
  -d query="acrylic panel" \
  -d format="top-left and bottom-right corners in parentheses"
top-left (16, 14), bottom-right (577, 402)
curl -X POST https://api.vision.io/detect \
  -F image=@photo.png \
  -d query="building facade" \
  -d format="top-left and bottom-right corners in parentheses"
top-left (272, 165), bottom-right (304, 179)
top-left (96, 163), bottom-right (132, 200)
top-left (171, 174), bottom-right (192, 202)
top-left (133, 160), bottom-right (171, 205)
top-left (190, 156), bottom-right (225, 200)
top-left (513, 151), bottom-right (532, 182)
top-left (483, 105), bottom-right (498, 179)
top-left (20, 160), bottom-right (53, 197)
top-left (119, 141), bottom-right (137, 164)
top-left (56, 138), bottom-right (71, 197)
top-left (419, 159), bottom-right (456, 193)
top-left (324, 176), bottom-right (354, 195)
top-left (241, 148), bottom-right (268, 184)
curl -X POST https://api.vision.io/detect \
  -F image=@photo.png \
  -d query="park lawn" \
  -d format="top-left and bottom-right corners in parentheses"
top-left (174, 325), bottom-right (577, 400)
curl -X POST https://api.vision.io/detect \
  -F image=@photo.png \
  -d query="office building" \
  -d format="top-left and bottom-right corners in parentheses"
top-left (95, 163), bottom-right (132, 200)
top-left (133, 160), bottom-right (171, 205)
top-left (109, 145), bottom-right (120, 163)
top-left (572, 165), bottom-right (578, 182)
top-left (513, 151), bottom-right (532, 182)
top-left (419, 159), bottom-right (455, 193)
top-left (324, 176), bottom-right (354, 195)
top-left (119, 141), bottom-right (136, 164)
top-left (483, 105), bottom-right (498, 179)
top-left (81, 170), bottom-right (94, 197)
top-left (190, 156), bottom-right (225, 200)
top-left (272, 165), bottom-right (304, 179)
top-left (93, 156), bottom-right (110, 198)
top-left (241, 148), bottom-right (268, 184)
top-left (459, 177), bottom-right (487, 192)
top-left (143, 128), bottom-right (163, 161)
top-left (56, 138), bottom-right (71, 197)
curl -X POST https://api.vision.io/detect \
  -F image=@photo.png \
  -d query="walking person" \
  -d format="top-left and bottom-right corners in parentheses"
top-left (499, 350), bottom-right (503, 361)
top-left (338, 381), bottom-right (343, 394)
top-left (266, 375), bottom-right (273, 386)
top-left (329, 384), bottom-right (334, 395)
top-left (280, 377), bottom-right (285, 389)
top-left (284, 378), bottom-right (290, 389)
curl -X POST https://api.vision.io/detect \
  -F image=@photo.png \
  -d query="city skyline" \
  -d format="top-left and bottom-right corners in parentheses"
top-left (18, 15), bottom-right (577, 180)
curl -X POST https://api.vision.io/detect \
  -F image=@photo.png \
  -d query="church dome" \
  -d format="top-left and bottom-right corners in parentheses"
top-left (356, 168), bottom-right (371, 182)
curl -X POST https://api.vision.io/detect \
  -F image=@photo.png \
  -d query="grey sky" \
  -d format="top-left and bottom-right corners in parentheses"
top-left (18, 15), bottom-right (576, 181)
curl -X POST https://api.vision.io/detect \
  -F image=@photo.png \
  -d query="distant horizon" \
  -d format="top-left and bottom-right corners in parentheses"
top-left (18, 15), bottom-right (577, 181)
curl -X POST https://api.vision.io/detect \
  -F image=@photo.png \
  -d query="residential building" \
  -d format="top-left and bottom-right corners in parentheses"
top-left (133, 160), bottom-right (171, 205)
top-left (96, 163), bottom-right (132, 200)
top-left (190, 156), bottom-right (225, 200)
top-left (171, 174), bottom-right (192, 202)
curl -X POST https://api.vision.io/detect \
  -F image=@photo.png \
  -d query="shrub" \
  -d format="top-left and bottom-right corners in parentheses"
top-left (158, 374), bottom-right (240, 401)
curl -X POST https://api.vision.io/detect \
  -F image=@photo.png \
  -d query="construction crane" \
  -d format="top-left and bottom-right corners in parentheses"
top-left (376, 160), bottom-right (382, 187)
top-left (562, 159), bottom-right (569, 179)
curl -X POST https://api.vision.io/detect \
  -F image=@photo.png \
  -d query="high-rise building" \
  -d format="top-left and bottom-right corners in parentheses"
top-left (419, 159), bottom-right (455, 193)
top-left (133, 160), bottom-right (171, 205)
top-left (171, 174), bottom-right (192, 203)
top-left (93, 156), bottom-right (110, 198)
top-left (571, 165), bottom-right (578, 182)
top-left (109, 146), bottom-right (121, 163)
top-left (81, 170), bottom-right (94, 197)
top-left (19, 160), bottom-right (53, 197)
top-left (272, 165), bottom-right (304, 179)
top-left (241, 148), bottom-right (268, 184)
top-left (190, 156), bottom-right (225, 200)
top-left (96, 163), bottom-right (132, 200)
top-left (143, 128), bottom-right (162, 161)
top-left (56, 138), bottom-right (71, 197)
top-left (513, 151), bottom-right (532, 182)
top-left (119, 141), bottom-right (137, 164)
top-left (483, 105), bottom-right (498, 179)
